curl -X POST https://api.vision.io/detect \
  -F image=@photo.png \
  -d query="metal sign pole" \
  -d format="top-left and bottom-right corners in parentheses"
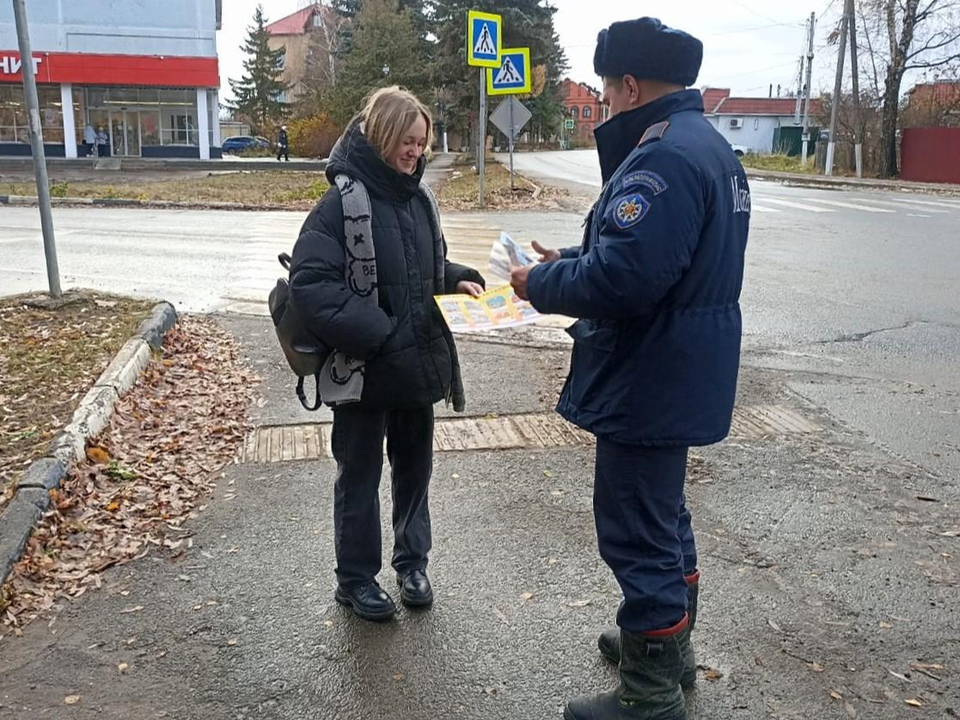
top-left (508, 98), bottom-right (515, 189)
top-left (12, 0), bottom-right (61, 298)
top-left (478, 67), bottom-right (486, 207)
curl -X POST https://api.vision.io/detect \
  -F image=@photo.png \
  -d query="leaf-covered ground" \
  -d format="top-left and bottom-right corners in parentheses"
top-left (0, 293), bottom-right (154, 505)
top-left (0, 317), bottom-right (257, 636)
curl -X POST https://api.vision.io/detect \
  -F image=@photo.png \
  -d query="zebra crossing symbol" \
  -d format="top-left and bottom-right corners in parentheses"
top-left (475, 24), bottom-right (495, 55)
top-left (487, 48), bottom-right (532, 95)
top-left (467, 10), bottom-right (501, 67)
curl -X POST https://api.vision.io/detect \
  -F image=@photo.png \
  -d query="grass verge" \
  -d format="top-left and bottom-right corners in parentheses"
top-left (0, 291), bottom-right (154, 506)
top-left (739, 153), bottom-right (818, 175)
top-left (0, 172), bottom-right (331, 208)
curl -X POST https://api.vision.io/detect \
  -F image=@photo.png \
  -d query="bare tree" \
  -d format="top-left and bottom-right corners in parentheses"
top-left (857, 0), bottom-right (960, 176)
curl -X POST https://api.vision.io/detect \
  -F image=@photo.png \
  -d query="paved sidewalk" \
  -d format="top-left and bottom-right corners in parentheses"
top-left (0, 315), bottom-right (957, 719)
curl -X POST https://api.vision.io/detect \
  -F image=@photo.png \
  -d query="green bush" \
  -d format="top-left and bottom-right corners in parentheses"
top-left (49, 182), bottom-right (69, 198)
top-left (288, 114), bottom-right (342, 159)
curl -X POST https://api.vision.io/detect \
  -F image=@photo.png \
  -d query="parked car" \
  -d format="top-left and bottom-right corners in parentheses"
top-left (221, 135), bottom-right (271, 154)
top-left (729, 143), bottom-right (749, 157)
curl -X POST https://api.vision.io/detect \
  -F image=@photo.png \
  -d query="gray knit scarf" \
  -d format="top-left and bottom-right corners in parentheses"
top-left (320, 173), bottom-right (465, 412)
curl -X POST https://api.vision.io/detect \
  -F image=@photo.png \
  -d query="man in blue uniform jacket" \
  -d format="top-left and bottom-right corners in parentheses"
top-left (511, 17), bottom-right (750, 720)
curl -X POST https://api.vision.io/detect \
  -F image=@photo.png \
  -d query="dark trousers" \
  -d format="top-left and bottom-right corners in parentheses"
top-left (594, 439), bottom-right (697, 633)
top-left (331, 405), bottom-right (434, 590)
top-left (277, 146), bottom-right (289, 161)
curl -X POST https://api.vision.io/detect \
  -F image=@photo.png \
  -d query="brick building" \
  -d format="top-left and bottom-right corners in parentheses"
top-left (266, 4), bottom-right (341, 105)
top-left (561, 78), bottom-right (608, 143)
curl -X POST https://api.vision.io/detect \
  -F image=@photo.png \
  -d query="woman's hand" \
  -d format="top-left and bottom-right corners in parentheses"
top-left (532, 241), bottom-right (561, 263)
top-left (456, 281), bottom-right (484, 297)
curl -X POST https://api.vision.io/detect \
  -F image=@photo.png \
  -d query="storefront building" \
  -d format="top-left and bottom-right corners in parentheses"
top-left (0, 0), bottom-right (222, 159)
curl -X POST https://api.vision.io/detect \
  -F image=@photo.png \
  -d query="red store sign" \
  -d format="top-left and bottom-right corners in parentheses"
top-left (0, 51), bottom-right (218, 87)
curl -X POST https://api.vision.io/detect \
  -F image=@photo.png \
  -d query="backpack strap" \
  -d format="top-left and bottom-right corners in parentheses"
top-left (297, 373), bottom-right (322, 412)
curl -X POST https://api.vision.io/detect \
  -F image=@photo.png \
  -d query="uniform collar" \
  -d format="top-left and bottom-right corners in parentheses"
top-left (594, 89), bottom-right (704, 185)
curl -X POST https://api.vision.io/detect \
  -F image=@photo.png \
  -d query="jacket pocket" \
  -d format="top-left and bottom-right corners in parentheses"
top-left (567, 319), bottom-right (620, 352)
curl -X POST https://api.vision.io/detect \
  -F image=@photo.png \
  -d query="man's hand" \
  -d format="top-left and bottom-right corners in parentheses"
top-left (532, 241), bottom-right (561, 263)
top-left (510, 264), bottom-right (533, 301)
top-left (456, 280), bottom-right (484, 297)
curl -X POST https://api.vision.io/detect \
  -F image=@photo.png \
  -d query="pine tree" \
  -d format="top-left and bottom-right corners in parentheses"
top-left (228, 5), bottom-right (290, 133)
top-left (327, 0), bottom-right (432, 125)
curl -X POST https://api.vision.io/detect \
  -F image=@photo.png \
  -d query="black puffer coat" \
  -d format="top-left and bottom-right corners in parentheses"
top-left (289, 123), bottom-right (484, 410)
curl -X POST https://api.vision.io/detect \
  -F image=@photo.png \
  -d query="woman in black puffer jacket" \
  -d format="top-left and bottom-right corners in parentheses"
top-left (289, 87), bottom-right (484, 622)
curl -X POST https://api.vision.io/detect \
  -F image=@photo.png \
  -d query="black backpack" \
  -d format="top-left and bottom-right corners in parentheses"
top-left (268, 253), bottom-right (331, 411)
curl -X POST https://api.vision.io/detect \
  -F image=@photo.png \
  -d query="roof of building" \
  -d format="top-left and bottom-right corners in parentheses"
top-left (712, 96), bottom-right (821, 117)
top-left (701, 88), bottom-right (730, 113)
top-left (266, 6), bottom-right (319, 36)
top-left (908, 80), bottom-right (960, 104)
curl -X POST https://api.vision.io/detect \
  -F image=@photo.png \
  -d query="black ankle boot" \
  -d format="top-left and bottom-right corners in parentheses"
top-left (396, 569), bottom-right (433, 607)
top-left (335, 581), bottom-right (397, 621)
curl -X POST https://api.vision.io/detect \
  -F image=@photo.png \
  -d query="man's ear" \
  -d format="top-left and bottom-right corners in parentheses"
top-left (622, 75), bottom-right (642, 104)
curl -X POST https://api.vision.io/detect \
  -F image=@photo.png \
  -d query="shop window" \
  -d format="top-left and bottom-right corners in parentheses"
top-left (0, 85), bottom-right (66, 144)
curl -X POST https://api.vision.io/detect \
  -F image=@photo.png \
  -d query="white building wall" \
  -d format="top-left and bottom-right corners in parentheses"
top-left (710, 115), bottom-right (800, 154)
top-left (0, 0), bottom-right (218, 58)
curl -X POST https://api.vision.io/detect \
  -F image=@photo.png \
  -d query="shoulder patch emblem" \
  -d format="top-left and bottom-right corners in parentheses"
top-left (612, 193), bottom-right (651, 230)
top-left (622, 170), bottom-right (669, 196)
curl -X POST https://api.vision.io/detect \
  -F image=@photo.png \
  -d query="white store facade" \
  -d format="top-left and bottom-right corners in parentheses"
top-left (0, 0), bottom-right (223, 159)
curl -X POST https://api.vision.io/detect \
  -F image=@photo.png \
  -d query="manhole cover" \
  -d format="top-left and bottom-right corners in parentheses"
top-left (242, 405), bottom-right (818, 465)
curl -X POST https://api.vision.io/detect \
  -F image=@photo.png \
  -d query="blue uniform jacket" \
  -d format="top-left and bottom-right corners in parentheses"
top-left (527, 90), bottom-right (750, 446)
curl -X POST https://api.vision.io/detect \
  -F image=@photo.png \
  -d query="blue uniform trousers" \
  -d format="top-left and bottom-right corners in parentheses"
top-left (594, 438), bottom-right (697, 632)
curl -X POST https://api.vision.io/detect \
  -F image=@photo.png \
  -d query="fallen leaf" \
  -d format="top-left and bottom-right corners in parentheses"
top-left (106, 500), bottom-right (121, 512)
top-left (324, 620), bottom-right (334, 628)
top-left (808, 662), bottom-right (825, 672)
top-left (520, 592), bottom-right (534, 601)
top-left (704, 668), bottom-right (723, 682)
top-left (548, 557), bottom-right (558, 565)
top-left (543, 470), bottom-right (554, 478)
top-left (227, 639), bottom-right (238, 646)
top-left (879, 621), bottom-right (894, 629)
top-left (120, 605), bottom-right (144, 614)
top-left (767, 618), bottom-right (783, 633)
top-left (905, 699), bottom-right (924, 708)
top-left (393, 673), bottom-right (404, 681)
top-left (125, 637), bottom-right (137, 646)
top-left (830, 691), bottom-right (844, 701)
top-left (85, 446), bottom-right (110, 465)
top-left (117, 662), bottom-right (129, 674)
top-left (193, 605), bottom-right (203, 611)
top-left (568, 599), bottom-right (592, 608)
top-left (64, 695), bottom-right (81, 705)
top-left (844, 700), bottom-right (857, 718)
top-left (888, 669), bottom-right (912, 683)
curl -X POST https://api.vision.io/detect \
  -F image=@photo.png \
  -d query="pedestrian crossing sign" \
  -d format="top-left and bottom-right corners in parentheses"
top-left (487, 48), bottom-right (531, 95)
top-left (467, 10), bottom-right (501, 68)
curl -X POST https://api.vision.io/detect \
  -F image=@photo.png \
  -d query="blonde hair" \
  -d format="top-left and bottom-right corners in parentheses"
top-left (361, 86), bottom-right (433, 161)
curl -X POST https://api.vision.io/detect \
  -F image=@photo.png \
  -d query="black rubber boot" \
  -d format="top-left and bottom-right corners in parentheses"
top-left (566, 620), bottom-right (689, 720)
top-left (598, 574), bottom-right (700, 690)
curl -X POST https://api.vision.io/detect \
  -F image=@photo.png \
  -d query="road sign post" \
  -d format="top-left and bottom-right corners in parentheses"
top-left (490, 97), bottom-right (532, 191)
top-left (12, 0), bottom-right (61, 298)
top-left (466, 10), bottom-right (501, 208)
top-left (486, 48), bottom-right (531, 190)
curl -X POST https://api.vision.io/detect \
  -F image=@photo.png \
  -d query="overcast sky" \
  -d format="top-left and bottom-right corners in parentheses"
top-left (218, 0), bottom-right (844, 102)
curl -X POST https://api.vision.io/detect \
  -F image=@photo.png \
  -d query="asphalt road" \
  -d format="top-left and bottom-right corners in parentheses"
top-left (2, 158), bottom-right (960, 718)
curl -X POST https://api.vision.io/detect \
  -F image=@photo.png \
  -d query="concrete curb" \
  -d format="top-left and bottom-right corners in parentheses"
top-left (744, 168), bottom-right (960, 196)
top-left (0, 301), bottom-right (178, 584)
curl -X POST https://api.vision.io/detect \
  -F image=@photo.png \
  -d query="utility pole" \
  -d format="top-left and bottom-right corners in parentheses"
top-left (847, 0), bottom-right (863, 177)
top-left (825, 5), bottom-right (850, 176)
top-left (795, 53), bottom-right (805, 124)
top-left (12, 0), bottom-right (61, 298)
top-left (801, 12), bottom-right (816, 166)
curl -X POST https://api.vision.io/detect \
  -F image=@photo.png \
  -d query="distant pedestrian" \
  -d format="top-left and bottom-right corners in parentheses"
top-left (511, 18), bottom-right (751, 720)
top-left (83, 124), bottom-right (97, 157)
top-left (95, 127), bottom-right (109, 157)
top-left (288, 87), bottom-right (484, 622)
top-left (277, 125), bottom-right (289, 161)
